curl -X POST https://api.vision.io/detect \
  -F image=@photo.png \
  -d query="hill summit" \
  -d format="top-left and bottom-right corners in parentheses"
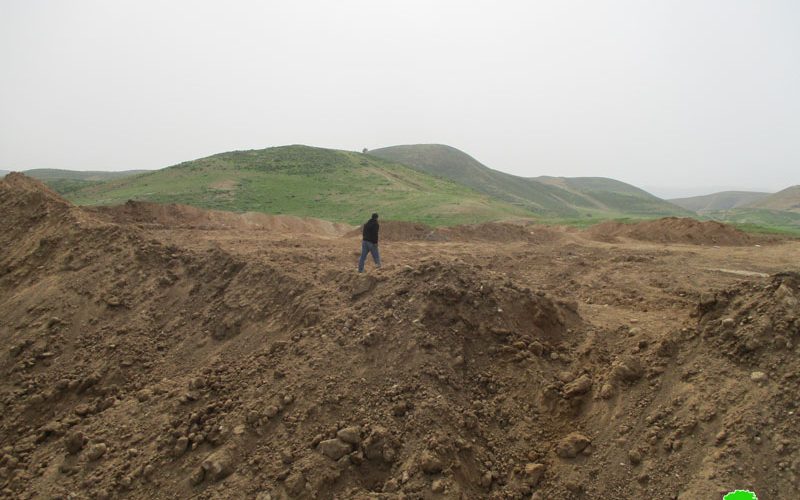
top-left (368, 144), bottom-right (690, 219)
top-left (64, 145), bottom-right (531, 226)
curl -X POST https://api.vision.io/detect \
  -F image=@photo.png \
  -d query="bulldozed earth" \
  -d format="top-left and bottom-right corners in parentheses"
top-left (1, 173), bottom-right (800, 499)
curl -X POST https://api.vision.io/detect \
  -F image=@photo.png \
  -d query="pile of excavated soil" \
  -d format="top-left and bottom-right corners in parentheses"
top-left (345, 221), bottom-right (438, 242)
top-left (437, 222), bottom-right (559, 244)
top-left (1, 176), bottom-right (584, 499)
top-left (587, 217), bottom-right (763, 245)
top-left (2, 174), bottom-right (800, 499)
top-left (346, 221), bottom-right (559, 244)
top-left (90, 200), bottom-right (352, 236)
top-left (682, 272), bottom-right (800, 496)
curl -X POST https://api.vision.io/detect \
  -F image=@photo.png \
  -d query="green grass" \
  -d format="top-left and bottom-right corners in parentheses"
top-left (24, 168), bottom-right (149, 181)
top-left (67, 145), bottom-right (534, 226)
top-left (697, 208), bottom-right (800, 237)
top-left (726, 222), bottom-right (800, 237)
top-left (43, 178), bottom-right (102, 195)
top-left (11, 168), bottom-right (149, 195)
top-left (700, 208), bottom-right (800, 233)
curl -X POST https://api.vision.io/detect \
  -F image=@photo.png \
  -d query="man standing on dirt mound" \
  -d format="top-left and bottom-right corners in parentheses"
top-left (358, 213), bottom-right (381, 273)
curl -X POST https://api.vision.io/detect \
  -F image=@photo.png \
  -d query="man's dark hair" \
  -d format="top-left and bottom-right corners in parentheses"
top-left (371, 213), bottom-right (379, 219)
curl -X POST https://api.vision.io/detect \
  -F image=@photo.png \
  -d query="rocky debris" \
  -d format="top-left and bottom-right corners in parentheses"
top-left (610, 356), bottom-right (643, 382)
top-left (419, 450), bottom-right (443, 474)
top-left (750, 371), bottom-right (768, 383)
top-left (362, 426), bottom-right (397, 463)
top-left (524, 463), bottom-right (546, 486)
top-left (64, 431), bottom-right (87, 455)
top-left (173, 436), bottom-right (189, 457)
top-left (351, 275), bottom-right (377, 299)
top-left (336, 426), bottom-right (361, 445)
top-left (556, 432), bottom-right (591, 459)
top-left (775, 282), bottom-right (798, 308)
top-left (563, 374), bottom-right (592, 398)
top-left (201, 445), bottom-right (238, 482)
top-left (74, 404), bottom-right (92, 417)
top-left (189, 466), bottom-right (205, 486)
top-left (318, 438), bottom-right (352, 461)
top-left (85, 442), bottom-right (107, 461)
top-left (285, 471), bottom-right (306, 496)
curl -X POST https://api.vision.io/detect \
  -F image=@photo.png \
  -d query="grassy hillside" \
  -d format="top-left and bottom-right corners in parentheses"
top-left (368, 144), bottom-right (595, 216)
top-left (745, 185), bottom-right (800, 212)
top-left (670, 191), bottom-right (771, 213)
top-left (369, 144), bottom-right (691, 219)
top-left (669, 186), bottom-right (800, 235)
top-left (23, 168), bottom-right (150, 181)
top-left (66, 146), bottom-right (534, 226)
top-left (700, 208), bottom-right (800, 235)
top-left (12, 169), bottom-right (150, 195)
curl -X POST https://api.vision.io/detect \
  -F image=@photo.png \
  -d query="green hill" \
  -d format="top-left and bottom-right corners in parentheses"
top-left (15, 168), bottom-right (150, 195)
top-left (668, 186), bottom-right (800, 234)
top-left (23, 168), bottom-right (149, 182)
top-left (670, 191), bottom-right (771, 213)
top-left (700, 208), bottom-right (800, 235)
top-left (66, 145), bottom-right (534, 226)
top-left (745, 185), bottom-right (800, 212)
top-left (368, 144), bottom-right (690, 219)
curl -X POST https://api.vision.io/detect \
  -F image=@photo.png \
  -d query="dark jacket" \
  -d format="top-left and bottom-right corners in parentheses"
top-left (362, 218), bottom-right (379, 244)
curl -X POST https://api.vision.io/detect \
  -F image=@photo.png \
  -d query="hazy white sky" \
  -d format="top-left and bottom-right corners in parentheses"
top-left (1, 0), bottom-right (798, 197)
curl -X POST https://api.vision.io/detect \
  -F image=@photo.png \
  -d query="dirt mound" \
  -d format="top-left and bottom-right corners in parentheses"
top-left (345, 220), bottom-right (437, 241)
top-left (90, 200), bottom-right (352, 236)
top-left (1, 172), bottom-right (77, 223)
top-left (587, 217), bottom-right (763, 245)
top-left (675, 272), bottom-right (800, 496)
top-left (696, 271), bottom-right (800, 359)
top-left (438, 222), bottom-right (559, 244)
top-left (3, 176), bottom-right (800, 499)
top-left (347, 220), bottom-right (559, 244)
top-left (1, 177), bottom-right (587, 499)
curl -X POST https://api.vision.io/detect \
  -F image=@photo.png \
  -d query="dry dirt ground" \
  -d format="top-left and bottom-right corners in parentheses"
top-left (2, 174), bottom-right (799, 499)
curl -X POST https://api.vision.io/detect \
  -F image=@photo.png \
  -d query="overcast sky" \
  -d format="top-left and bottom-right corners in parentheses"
top-left (1, 1), bottom-right (798, 198)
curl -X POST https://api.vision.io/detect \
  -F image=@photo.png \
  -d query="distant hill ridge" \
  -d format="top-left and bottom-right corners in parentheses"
top-left (368, 144), bottom-right (690, 218)
top-left (670, 191), bottom-right (771, 213)
top-left (746, 185), bottom-right (800, 212)
top-left (22, 168), bottom-right (150, 181)
top-left (0, 168), bottom-right (148, 195)
top-left (670, 187), bottom-right (800, 232)
top-left (11, 144), bottom-right (799, 233)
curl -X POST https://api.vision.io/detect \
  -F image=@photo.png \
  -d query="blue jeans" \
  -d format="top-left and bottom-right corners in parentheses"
top-left (358, 240), bottom-right (381, 272)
